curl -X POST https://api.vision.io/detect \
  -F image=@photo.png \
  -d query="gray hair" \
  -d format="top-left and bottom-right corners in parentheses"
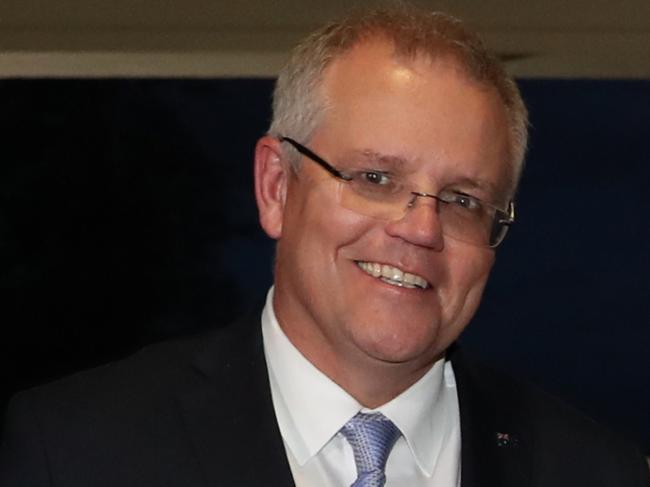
top-left (268, 4), bottom-right (529, 194)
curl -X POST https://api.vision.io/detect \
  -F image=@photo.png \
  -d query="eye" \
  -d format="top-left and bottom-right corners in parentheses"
top-left (444, 191), bottom-right (483, 211)
top-left (361, 170), bottom-right (390, 185)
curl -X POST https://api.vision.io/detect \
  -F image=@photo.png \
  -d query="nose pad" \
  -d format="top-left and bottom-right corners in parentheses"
top-left (386, 192), bottom-right (445, 250)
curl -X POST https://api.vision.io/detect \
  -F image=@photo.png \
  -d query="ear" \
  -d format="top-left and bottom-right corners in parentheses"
top-left (254, 135), bottom-right (290, 239)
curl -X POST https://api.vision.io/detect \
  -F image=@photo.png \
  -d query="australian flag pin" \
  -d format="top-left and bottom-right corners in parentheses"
top-left (496, 432), bottom-right (519, 447)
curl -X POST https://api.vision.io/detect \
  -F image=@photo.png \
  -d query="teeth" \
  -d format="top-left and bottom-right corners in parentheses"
top-left (356, 262), bottom-right (429, 289)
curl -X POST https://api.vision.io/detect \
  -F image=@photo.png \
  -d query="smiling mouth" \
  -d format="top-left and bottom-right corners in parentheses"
top-left (355, 261), bottom-right (430, 289)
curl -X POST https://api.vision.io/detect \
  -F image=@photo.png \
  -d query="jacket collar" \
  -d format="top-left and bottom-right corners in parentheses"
top-left (179, 310), bottom-right (294, 487)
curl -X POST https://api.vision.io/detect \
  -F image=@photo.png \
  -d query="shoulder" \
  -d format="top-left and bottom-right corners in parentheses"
top-left (451, 346), bottom-right (650, 486)
top-left (6, 309), bottom-right (262, 428)
top-left (0, 311), bottom-right (265, 486)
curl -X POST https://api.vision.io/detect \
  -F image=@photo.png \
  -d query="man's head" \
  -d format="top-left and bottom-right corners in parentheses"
top-left (269, 6), bottom-right (528, 193)
top-left (255, 5), bottom-right (528, 404)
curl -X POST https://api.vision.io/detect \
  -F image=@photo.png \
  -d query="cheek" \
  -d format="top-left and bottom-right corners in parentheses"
top-left (304, 199), bottom-right (375, 254)
top-left (281, 185), bottom-right (375, 279)
top-left (441, 248), bottom-right (494, 319)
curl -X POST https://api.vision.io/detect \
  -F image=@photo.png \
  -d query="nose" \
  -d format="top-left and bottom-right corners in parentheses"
top-left (385, 193), bottom-right (445, 250)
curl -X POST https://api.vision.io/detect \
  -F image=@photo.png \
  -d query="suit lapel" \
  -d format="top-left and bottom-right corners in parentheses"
top-left (450, 346), bottom-right (532, 487)
top-left (179, 311), bottom-right (294, 487)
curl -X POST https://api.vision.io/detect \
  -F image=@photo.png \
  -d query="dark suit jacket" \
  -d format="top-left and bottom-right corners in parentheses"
top-left (1, 310), bottom-right (649, 486)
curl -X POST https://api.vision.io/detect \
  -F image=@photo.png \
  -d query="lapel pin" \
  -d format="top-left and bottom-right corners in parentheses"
top-left (496, 432), bottom-right (519, 447)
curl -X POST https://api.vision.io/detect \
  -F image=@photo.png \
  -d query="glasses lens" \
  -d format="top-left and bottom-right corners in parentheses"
top-left (335, 170), bottom-right (410, 220)
top-left (489, 223), bottom-right (509, 248)
top-left (437, 202), bottom-right (496, 247)
top-left (487, 208), bottom-right (512, 247)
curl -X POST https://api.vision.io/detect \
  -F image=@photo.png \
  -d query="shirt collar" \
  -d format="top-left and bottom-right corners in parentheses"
top-left (262, 287), bottom-right (457, 476)
top-left (377, 356), bottom-right (457, 476)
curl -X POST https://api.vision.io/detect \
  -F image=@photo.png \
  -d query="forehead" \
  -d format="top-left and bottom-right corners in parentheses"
top-left (313, 39), bottom-right (513, 197)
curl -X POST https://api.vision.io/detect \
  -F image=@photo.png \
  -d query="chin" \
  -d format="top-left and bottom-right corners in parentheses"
top-left (354, 318), bottom-right (445, 366)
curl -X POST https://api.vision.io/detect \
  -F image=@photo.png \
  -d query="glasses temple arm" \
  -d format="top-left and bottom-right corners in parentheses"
top-left (280, 136), bottom-right (351, 181)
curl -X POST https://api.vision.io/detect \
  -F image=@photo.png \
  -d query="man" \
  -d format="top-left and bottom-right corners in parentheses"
top-left (1, 5), bottom-right (648, 487)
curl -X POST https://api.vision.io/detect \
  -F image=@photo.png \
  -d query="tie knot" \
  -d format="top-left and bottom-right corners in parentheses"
top-left (340, 412), bottom-right (401, 487)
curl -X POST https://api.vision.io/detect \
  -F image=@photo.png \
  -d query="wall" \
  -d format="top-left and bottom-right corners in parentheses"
top-left (1, 78), bottom-right (648, 451)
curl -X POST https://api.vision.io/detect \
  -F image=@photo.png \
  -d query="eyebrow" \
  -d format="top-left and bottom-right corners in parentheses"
top-left (341, 149), bottom-right (410, 169)
top-left (449, 176), bottom-right (497, 194)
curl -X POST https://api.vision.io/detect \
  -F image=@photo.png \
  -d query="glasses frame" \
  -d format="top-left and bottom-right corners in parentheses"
top-left (281, 136), bottom-right (353, 181)
top-left (279, 136), bottom-right (515, 248)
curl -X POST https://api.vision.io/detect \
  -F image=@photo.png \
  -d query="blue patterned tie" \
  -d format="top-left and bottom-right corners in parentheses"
top-left (340, 412), bottom-right (402, 487)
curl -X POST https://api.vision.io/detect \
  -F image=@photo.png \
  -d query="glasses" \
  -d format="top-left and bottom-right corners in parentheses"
top-left (280, 136), bottom-right (515, 248)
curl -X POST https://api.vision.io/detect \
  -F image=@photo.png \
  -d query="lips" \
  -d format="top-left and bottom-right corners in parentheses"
top-left (356, 261), bottom-right (430, 289)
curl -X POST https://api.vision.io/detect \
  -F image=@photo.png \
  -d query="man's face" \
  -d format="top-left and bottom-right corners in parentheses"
top-left (260, 40), bottom-right (512, 378)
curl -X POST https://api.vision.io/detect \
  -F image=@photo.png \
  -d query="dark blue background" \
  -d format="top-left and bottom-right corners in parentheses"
top-left (1, 79), bottom-right (648, 451)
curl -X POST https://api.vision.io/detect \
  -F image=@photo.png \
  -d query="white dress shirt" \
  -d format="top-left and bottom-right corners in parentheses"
top-left (261, 288), bottom-right (461, 487)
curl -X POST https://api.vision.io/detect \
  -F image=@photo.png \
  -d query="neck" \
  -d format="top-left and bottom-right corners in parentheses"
top-left (273, 301), bottom-right (438, 409)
